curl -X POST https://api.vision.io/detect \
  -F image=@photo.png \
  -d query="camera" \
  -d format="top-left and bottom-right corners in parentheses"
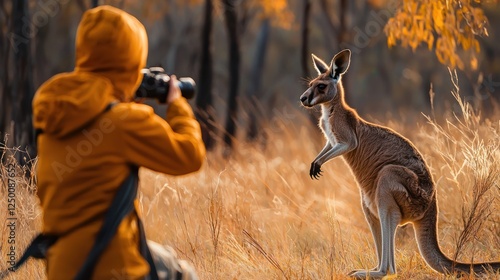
top-left (135, 67), bottom-right (196, 103)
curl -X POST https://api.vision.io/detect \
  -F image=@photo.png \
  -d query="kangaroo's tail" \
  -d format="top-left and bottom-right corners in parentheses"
top-left (413, 200), bottom-right (500, 275)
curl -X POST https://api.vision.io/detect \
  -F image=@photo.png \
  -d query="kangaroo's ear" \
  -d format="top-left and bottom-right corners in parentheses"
top-left (311, 54), bottom-right (329, 75)
top-left (329, 49), bottom-right (351, 79)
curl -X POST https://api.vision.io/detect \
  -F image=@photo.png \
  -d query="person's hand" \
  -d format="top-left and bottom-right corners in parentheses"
top-left (167, 75), bottom-right (181, 104)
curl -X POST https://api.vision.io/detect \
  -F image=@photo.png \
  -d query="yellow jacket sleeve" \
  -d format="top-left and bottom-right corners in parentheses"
top-left (116, 98), bottom-right (206, 175)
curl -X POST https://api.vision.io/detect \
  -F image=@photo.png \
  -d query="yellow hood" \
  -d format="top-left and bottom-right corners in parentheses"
top-left (74, 5), bottom-right (148, 101)
top-left (33, 5), bottom-right (148, 138)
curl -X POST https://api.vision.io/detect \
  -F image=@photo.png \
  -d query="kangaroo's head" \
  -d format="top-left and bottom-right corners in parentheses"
top-left (300, 49), bottom-right (351, 107)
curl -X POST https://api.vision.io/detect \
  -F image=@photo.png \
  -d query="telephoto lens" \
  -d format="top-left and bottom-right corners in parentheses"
top-left (135, 67), bottom-right (196, 103)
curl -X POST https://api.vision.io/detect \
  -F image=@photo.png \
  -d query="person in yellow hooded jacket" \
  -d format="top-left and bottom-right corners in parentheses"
top-left (32, 5), bottom-right (205, 279)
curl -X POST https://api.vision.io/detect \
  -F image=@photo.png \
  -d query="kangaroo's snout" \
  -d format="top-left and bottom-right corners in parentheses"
top-left (300, 89), bottom-right (312, 107)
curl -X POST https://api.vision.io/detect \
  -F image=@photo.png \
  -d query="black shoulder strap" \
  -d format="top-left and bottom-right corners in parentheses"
top-left (137, 214), bottom-right (160, 280)
top-left (74, 166), bottom-right (159, 280)
top-left (74, 166), bottom-right (139, 279)
top-left (0, 233), bottom-right (58, 279)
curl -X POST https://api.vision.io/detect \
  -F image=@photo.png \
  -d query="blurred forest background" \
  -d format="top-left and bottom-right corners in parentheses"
top-left (1, 0), bottom-right (500, 157)
top-left (1, 2), bottom-right (500, 279)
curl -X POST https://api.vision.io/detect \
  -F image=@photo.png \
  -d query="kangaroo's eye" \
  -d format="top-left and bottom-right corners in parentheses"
top-left (317, 84), bottom-right (327, 90)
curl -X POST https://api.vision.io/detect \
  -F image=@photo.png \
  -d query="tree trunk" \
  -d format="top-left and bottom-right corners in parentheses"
top-left (0, 4), bottom-right (5, 88)
top-left (318, 0), bottom-right (338, 50)
top-left (338, 0), bottom-right (349, 44)
top-left (195, 0), bottom-right (216, 150)
top-left (222, 0), bottom-right (240, 155)
top-left (300, 0), bottom-right (318, 125)
top-left (0, 3), bottom-right (8, 141)
top-left (317, 0), bottom-right (348, 60)
top-left (75, 0), bottom-right (88, 12)
top-left (35, 12), bottom-right (49, 88)
top-left (246, 19), bottom-right (270, 142)
top-left (300, 0), bottom-right (311, 79)
top-left (338, 0), bottom-right (350, 102)
top-left (9, 0), bottom-right (35, 160)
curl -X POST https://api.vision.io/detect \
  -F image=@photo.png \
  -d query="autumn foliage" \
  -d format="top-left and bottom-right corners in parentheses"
top-left (386, 0), bottom-right (491, 70)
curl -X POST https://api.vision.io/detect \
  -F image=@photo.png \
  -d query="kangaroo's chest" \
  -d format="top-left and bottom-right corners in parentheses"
top-left (320, 108), bottom-right (337, 145)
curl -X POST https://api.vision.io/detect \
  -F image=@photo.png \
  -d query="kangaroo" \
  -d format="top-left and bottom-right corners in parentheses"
top-left (300, 49), bottom-right (500, 279)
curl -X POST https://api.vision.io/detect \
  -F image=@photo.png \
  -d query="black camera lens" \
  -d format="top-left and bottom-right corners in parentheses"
top-left (135, 67), bottom-right (196, 103)
top-left (178, 78), bottom-right (196, 100)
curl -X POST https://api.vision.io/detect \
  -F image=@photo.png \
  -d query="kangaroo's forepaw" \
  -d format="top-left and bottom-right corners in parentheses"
top-left (310, 162), bottom-right (323, 180)
top-left (348, 269), bottom-right (397, 279)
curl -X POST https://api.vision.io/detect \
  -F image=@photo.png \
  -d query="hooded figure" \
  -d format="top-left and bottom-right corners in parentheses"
top-left (32, 6), bottom-right (205, 279)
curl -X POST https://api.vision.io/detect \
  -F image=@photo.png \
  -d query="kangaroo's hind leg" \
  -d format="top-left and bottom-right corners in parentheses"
top-left (363, 202), bottom-right (383, 270)
top-left (349, 195), bottom-right (401, 279)
top-left (349, 202), bottom-right (383, 275)
top-left (350, 165), bottom-right (425, 279)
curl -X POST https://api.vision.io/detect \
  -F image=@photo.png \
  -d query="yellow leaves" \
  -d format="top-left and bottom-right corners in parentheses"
top-left (469, 7), bottom-right (488, 35)
top-left (426, 32), bottom-right (435, 50)
top-left (432, 1), bottom-right (445, 32)
top-left (385, 0), bottom-right (489, 70)
top-left (436, 36), bottom-right (462, 69)
top-left (473, 38), bottom-right (480, 53)
top-left (253, 0), bottom-right (294, 29)
top-left (470, 55), bottom-right (478, 70)
top-left (387, 32), bottom-right (397, 48)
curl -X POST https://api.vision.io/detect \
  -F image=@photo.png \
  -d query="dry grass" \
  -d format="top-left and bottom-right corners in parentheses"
top-left (1, 87), bottom-right (499, 279)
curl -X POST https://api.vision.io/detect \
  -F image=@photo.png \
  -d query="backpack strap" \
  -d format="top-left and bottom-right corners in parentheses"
top-left (74, 166), bottom-right (142, 279)
top-left (74, 166), bottom-right (159, 280)
top-left (0, 233), bottom-right (58, 279)
top-left (137, 213), bottom-right (160, 280)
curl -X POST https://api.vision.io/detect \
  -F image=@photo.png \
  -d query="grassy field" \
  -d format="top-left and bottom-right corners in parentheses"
top-left (1, 89), bottom-right (499, 279)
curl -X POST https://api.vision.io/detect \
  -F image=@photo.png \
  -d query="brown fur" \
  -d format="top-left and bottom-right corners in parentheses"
top-left (300, 50), bottom-right (500, 278)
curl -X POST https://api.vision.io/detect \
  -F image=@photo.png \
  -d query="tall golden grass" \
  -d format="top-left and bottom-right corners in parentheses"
top-left (1, 80), bottom-right (499, 279)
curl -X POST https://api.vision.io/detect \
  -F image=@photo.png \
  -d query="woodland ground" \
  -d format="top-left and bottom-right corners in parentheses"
top-left (1, 86), bottom-right (500, 280)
